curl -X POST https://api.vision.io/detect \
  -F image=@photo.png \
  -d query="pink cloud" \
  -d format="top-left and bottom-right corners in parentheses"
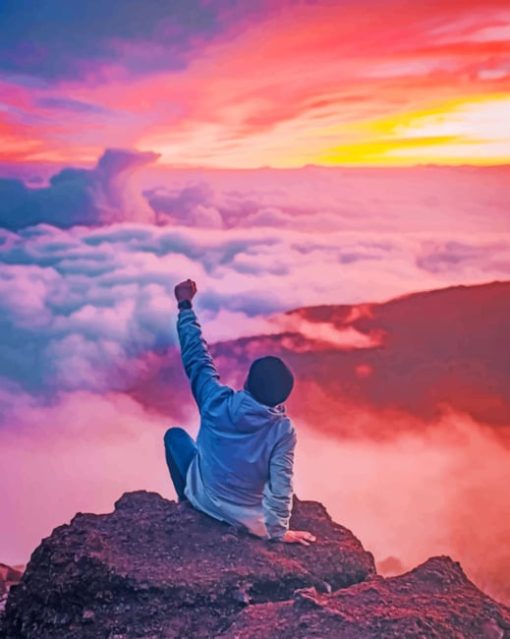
top-left (274, 316), bottom-right (386, 351)
top-left (295, 405), bottom-right (510, 604)
top-left (1, 154), bottom-right (509, 607)
top-left (0, 391), bottom-right (179, 565)
top-left (1, 384), bottom-right (509, 606)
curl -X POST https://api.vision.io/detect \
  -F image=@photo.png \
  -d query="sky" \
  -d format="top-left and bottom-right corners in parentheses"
top-left (1, 0), bottom-right (510, 606)
top-left (1, 0), bottom-right (509, 168)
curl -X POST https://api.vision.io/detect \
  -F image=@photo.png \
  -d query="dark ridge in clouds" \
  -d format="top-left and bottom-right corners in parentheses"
top-left (283, 280), bottom-right (510, 429)
top-left (0, 149), bottom-right (159, 230)
top-left (130, 280), bottom-right (510, 432)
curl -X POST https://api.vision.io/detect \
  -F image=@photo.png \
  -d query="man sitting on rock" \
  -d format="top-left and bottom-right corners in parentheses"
top-left (164, 279), bottom-right (316, 547)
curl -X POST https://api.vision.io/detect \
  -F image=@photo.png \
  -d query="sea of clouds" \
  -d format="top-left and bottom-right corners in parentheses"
top-left (1, 149), bottom-right (509, 603)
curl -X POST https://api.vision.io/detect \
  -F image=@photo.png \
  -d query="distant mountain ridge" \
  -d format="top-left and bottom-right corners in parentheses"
top-left (275, 279), bottom-right (510, 430)
top-left (130, 280), bottom-right (510, 435)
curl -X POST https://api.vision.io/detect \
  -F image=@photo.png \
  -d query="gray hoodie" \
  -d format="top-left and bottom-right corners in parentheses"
top-left (177, 306), bottom-right (296, 540)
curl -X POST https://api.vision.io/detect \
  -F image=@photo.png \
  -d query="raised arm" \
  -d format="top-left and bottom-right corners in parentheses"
top-left (175, 279), bottom-right (229, 411)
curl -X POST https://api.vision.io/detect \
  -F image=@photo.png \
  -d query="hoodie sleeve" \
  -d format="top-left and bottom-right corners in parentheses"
top-left (177, 307), bottom-right (230, 412)
top-left (263, 423), bottom-right (297, 540)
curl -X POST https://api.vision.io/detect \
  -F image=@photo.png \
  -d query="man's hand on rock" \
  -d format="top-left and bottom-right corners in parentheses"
top-left (174, 279), bottom-right (197, 302)
top-left (281, 530), bottom-right (317, 546)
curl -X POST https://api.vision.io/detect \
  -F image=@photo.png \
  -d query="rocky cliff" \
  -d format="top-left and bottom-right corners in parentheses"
top-left (2, 491), bottom-right (509, 638)
top-left (223, 556), bottom-right (510, 639)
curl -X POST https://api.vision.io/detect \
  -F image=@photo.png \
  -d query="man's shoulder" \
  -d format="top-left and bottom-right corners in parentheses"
top-left (199, 382), bottom-right (235, 414)
top-left (273, 415), bottom-right (296, 444)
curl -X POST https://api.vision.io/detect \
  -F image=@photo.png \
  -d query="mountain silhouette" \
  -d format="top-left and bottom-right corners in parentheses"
top-left (130, 280), bottom-right (510, 435)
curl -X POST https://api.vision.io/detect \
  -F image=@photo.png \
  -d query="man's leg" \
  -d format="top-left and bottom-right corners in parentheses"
top-left (163, 427), bottom-right (197, 502)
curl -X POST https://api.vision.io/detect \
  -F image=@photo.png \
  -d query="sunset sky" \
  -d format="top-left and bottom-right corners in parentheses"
top-left (1, 0), bottom-right (509, 168)
top-left (1, 0), bottom-right (510, 606)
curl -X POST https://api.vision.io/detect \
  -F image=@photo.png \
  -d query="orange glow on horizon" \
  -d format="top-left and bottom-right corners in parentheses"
top-left (1, 1), bottom-right (509, 168)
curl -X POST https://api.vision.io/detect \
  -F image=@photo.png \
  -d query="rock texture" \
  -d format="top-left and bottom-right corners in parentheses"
top-left (221, 556), bottom-right (510, 639)
top-left (1, 491), bottom-right (375, 638)
top-left (0, 563), bottom-right (23, 615)
top-left (3, 490), bottom-right (509, 638)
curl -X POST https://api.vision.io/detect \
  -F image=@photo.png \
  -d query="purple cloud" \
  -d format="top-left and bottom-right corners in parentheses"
top-left (0, 0), bottom-right (242, 82)
top-left (0, 149), bottom-right (159, 230)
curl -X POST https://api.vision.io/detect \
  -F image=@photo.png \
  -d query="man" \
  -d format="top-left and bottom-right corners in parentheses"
top-left (163, 279), bottom-right (316, 546)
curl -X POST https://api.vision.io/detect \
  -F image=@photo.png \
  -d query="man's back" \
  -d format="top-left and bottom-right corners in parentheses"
top-left (185, 384), bottom-right (296, 539)
top-left (171, 278), bottom-right (315, 546)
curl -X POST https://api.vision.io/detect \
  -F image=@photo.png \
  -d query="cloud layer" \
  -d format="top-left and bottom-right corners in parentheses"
top-left (0, 154), bottom-right (509, 607)
top-left (0, 156), bottom-right (509, 407)
top-left (0, 149), bottom-right (159, 230)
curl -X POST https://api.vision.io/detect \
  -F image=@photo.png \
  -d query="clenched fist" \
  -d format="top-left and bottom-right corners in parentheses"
top-left (174, 279), bottom-right (197, 302)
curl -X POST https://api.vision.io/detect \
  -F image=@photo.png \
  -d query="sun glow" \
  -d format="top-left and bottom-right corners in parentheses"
top-left (318, 94), bottom-right (510, 166)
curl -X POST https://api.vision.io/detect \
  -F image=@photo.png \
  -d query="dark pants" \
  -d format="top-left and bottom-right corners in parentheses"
top-left (164, 427), bottom-right (197, 502)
